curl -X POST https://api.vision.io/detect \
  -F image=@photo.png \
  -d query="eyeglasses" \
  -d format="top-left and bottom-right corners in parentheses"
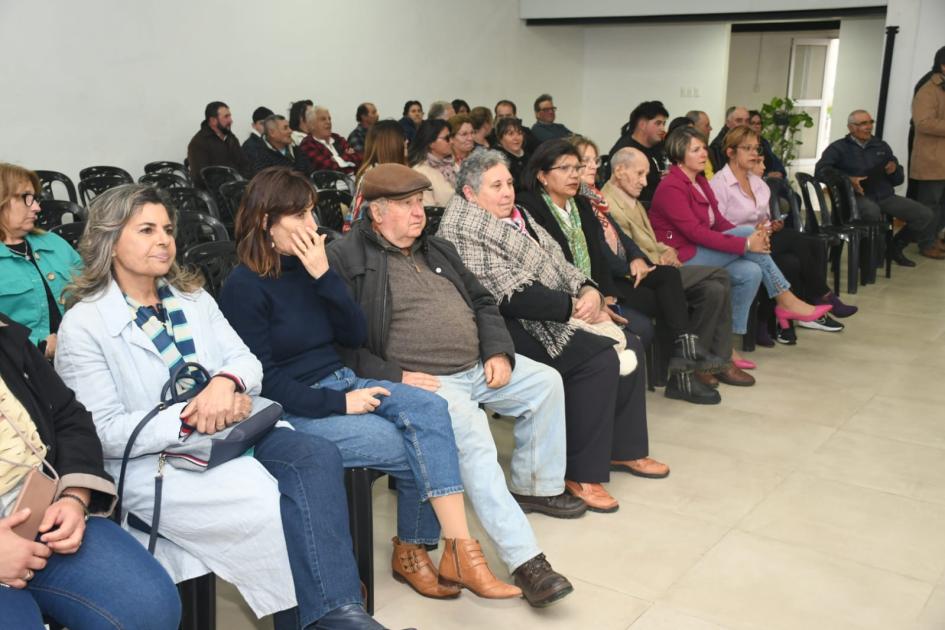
top-left (548, 164), bottom-right (585, 175)
top-left (538, 107), bottom-right (558, 113)
top-left (19, 193), bottom-right (37, 206)
top-left (851, 120), bottom-right (875, 127)
top-left (437, 134), bottom-right (451, 142)
top-left (581, 157), bottom-right (603, 168)
top-left (737, 145), bottom-right (763, 154)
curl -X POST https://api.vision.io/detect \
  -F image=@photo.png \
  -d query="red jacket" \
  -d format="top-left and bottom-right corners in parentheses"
top-left (648, 165), bottom-right (746, 262)
top-left (299, 133), bottom-right (362, 175)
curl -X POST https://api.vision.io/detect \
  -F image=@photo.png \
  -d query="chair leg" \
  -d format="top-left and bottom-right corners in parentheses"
top-left (644, 344), bottom-right (656, 392)
top-left (178, 574), bottom-right (216, 630)
top-left (846, 238), bottom-right (859, 295)
top-left (345, 468), bottom-right (381, 615)
top-left (884, 228), bottom-right (893, 279)
top-left (742, 298), bottom-right (758, 352)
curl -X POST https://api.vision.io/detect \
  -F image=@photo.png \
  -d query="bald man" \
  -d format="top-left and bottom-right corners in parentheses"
top-left (708, 106), bottom-right (749, 172)
top-left (601, 148), bottom-right (754, 387)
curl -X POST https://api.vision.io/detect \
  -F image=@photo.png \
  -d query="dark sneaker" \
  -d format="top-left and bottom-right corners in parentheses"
top-left (511, 492), bottom-right (588, 519)
top-left (796, 315), bottom-right (844, 332)
top-left (512, 554), bottom-right (574, 608)
top-left (775, 325), bottom-right (797, 345)
top-left (665, 372), bottom-right (721, 405)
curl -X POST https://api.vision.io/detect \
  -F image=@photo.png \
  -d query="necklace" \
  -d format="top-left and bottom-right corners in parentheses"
top-left (5, 240), bottom-right (32, 262)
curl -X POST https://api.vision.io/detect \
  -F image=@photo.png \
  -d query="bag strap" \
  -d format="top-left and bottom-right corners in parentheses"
top-left (114, 402), bottom-right (166, 524)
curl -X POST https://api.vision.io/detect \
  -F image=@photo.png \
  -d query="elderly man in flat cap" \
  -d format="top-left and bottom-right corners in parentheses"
top-left (327, 164), bottom-right (581, 608)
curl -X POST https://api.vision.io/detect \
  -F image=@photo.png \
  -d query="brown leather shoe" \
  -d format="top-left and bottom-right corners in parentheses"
top-left (920, 247), bottom-right (945, 259)
top-left (610, 457), bottom-right (670, 479)
top-left (695, 370), bottom-right (719, 388)
top-left (564, 480), bottom-right (619, 512)
top-left (438, 538), bottom-right (522, 599)
top-left (715, 365), bottom-right (755, 387)
top-left (391, 537), bottom-right (461, 599)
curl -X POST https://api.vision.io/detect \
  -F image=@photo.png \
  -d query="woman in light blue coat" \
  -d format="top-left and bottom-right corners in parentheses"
top-left (55, 184), bottom-right (392, 630)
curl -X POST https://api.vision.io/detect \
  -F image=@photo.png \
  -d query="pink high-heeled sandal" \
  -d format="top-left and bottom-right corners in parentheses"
top-left (774, 304), bottom-right (832, 329)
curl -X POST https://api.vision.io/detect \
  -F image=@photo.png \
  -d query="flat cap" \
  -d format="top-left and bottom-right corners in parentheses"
top-left (252, 106), bottom-right (275, 123)
top-left (361, 163), bottom-right (432, 202)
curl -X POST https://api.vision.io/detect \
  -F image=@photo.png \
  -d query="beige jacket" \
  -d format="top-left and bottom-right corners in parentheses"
top-left (911, 72), bottom-right (945, 180)
top-left (601, 180), bottom-right (672, 262)
top-left (413, 162), bottom-right (455, 207)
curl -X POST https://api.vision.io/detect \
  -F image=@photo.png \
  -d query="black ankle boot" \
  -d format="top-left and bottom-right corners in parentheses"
top-left (665, 371), bottom-right (721, 405)
top-left (671, 333), bottom-right (709, 372)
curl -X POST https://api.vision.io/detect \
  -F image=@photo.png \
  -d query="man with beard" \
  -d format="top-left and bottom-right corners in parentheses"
top-left (608, 101), bottom-right (669, 205)
top-left (186, 101), bottom-right (252, 188)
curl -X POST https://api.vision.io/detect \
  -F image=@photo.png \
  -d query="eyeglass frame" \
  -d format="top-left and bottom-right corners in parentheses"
top-left (547, 163), bottom-right (586, 175)
top-left (736, 144), bottom-right (763, 155)
top-left (18, 192), bottom-right (38, 207)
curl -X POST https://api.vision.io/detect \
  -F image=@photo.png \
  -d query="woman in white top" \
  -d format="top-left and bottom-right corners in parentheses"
top-left (408, 119), bottom-right (456, 208)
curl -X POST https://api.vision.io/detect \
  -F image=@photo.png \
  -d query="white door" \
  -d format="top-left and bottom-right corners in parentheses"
top-left (787, 37), bottom-right (839, 173)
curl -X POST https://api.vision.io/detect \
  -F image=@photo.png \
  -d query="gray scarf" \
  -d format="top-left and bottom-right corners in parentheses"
top-left (438, 195), bottom-right (589, 358)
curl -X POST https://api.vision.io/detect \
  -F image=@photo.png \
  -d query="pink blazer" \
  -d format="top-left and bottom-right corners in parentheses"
top-left (648, 165), bottom-right (747, 262)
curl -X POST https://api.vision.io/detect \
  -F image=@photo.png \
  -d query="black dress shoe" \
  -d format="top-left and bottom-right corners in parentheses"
top-left (313, 604), bottom-right (392, 630)
top-left (892, 248), bottom-right (917, 267)
top-left (512, 553), bottom-right (574, 607)
top-left (511, 491), bottom-right (587, 519)
top-left (665, 372), bottom-right (721, 405)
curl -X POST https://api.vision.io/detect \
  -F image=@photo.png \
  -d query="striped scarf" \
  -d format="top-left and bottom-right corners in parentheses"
top-left (541, 192), bottom-right (592, 277)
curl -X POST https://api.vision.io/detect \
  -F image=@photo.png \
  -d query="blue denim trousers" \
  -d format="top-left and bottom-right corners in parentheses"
top-left (282, 367), bottom-right (464, 547)
top-left (0, 517), bottom-right (180, 630)
top-left (435, 354), bottom-right (566, 572)
top-left (685, 225), bottom-right (790, 334)
top-left (254, 427), bottom-right (363, 629)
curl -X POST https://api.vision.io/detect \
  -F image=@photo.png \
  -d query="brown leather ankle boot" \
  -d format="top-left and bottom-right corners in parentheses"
top-left (391, 537), bottom-right (461, 599)
top-left (438, 538), bottom-right (522, 599)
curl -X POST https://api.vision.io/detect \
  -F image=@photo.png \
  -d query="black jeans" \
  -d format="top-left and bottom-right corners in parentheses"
top-left (770, 228), bottom-right (829, 303)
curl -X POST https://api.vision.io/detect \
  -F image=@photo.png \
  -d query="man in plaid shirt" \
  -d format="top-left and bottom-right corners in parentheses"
top-left (346, 102), bottom-right (378, 154)
top-left (299, 106), bottom-right (363, 175)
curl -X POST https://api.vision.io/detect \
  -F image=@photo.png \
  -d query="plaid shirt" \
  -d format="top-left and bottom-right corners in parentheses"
top-left (347, 125), bottom-right (369, 154)
top-left (299, 133), bottom-right (362, 174)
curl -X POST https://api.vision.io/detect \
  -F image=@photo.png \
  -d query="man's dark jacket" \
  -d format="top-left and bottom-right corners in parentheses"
top-left (186, 122), bottom-right (252, 188)
top-left (815, 134), bottom-right (904, 201)
top-left (325, 220), bottom-right (515, 382)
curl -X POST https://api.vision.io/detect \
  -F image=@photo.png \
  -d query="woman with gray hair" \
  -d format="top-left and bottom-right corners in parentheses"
top-left (438, 150), bottom-right (670, 514)
top-left (54, 184), bottom-right (396, 630)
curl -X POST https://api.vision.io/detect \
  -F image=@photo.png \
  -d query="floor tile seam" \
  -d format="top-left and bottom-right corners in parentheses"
top-left (827, 424), bottom-right (945, 454)
top-left (727, 468), bottom-right (797, 532)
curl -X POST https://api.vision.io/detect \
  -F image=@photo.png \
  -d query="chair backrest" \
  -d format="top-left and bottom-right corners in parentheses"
top-left (181, 241), bottom-right (239, 299)
top-left (219, 180), bottom-right (250, 227)
top-left (77, 175), bottom-right (131, 206)
top-left (79, 166), bottom-right (134, 183)
top-left (817, 167), bottom-right (861, 225)
top-left (764, 177), bottom-right (801, 229)
top-left (50, 221), bottom-right (86, 249)
top-left (200, 166), bottom-right (243, 227)
top-left (310, 170), bottom-right (355, 194)
top-left (144, 160), bottom-right (191, 185)
top-left (37, 200), bottom-right (87, 231)
top-left (176, 212), bottom-right (229, 259)
top-left (794, 172), bottom-right (828, 234)
top-left (35, 170), bottom-right (78, 203)
top-left (596, 154), bottom-right (612, 188)
top-left (314, 190), bottom-right (351, 232)
top-left (424, 206), bottom-right (446, 236)
top-left (166, 187), bottom-right (221, 220)
top-left (139, 172), bottom-right (189, 189)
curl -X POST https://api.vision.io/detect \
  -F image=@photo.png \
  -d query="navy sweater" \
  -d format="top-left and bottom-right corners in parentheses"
top-left (220, 256), bottom-right (367, 418)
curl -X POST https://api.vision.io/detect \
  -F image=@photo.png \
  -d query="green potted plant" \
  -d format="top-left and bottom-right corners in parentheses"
top-left (759, 97), bottom-right (815, 167)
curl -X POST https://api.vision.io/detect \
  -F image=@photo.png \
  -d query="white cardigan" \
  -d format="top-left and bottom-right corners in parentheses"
top-left (55, 279), bottom-right (296, 618)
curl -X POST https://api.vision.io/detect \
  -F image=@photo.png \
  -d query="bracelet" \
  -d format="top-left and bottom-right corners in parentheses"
top-left (59, 492), bottom-right (90, 521)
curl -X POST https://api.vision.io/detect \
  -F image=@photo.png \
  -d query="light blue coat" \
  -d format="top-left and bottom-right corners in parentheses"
top-left (55, 279), bottom-right (297, 618)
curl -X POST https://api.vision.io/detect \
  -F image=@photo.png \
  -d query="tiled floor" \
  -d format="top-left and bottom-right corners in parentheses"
top-left (217, 246), bottom-right (945, 630)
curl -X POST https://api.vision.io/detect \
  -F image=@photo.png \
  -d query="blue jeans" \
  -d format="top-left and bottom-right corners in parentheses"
top-left (435, 354), bottom-right (566, 572)
top-left (283, 368), bottom-right (463, 546)
top-left (685, 226), bottom-right (790, 334)
top-left (254, 427), bottom-right (362, 629)
top-left (0, 517), bottom-right (180, 630)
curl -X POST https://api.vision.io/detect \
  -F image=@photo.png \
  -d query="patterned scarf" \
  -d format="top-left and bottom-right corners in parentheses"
top-left (437, 195), bottom-right (588, 358)
top-left (541, 192), bottom-right (592, 277)
top-left (125, 280), bottom-right (201, 393)
top-left (580, 182), bottom-right (625, 259)
top-left (425, 153), bottom-right (457, 187)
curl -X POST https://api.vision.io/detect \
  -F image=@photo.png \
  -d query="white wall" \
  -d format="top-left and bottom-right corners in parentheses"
top-left (830, 16), bottom-right (887, 142)
top-left (521, 0), bottom-right (887, 19)
top-left (0, 0), bottom-right (585, 183)
top-left (578, 22), bottom-right (732, 150)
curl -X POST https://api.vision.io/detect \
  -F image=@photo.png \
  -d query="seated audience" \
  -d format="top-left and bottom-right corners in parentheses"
top-left (608, 101), bottom-right (669, 204)
top-left (711, 126), bottom-right (856, 336)
top-left (0, 164), bottom-right (81, 357)
top-left (451, 99), bottom-right (471, 115)
top-left (530, 94), bottom-right (572, 143)
top-left (347, 102), bottom-right (379, 155)
top-left (0, 312), bottom-right (181, 629)
top-left (399, 100), bottom-right (424, 144)
top-left (493, 100), bottom-right (540, 154)
top-left (428, 101), bottom-right (455, 121)
top-left (186, 101), bottom-right (252, 188)
top-left (242, 106), bottom-right (274, 157)
top-left (518, 138), bottom-right (718, 404)
top-left (299, 106), bottom-right (363, 176)
top-left (686, 110), bottom-right (715, 178)
top-left (493, 117), bottom-right (531, 187)
top-left (408, 120), bottom-right (456, 207)
top-left (221, 167), bottom-right (517, 601)
top-left (911, 46), bottom-right (945, 249)
top-left (708, 106), bottom-right (749, 173)
top-left (246, 114), bottom-right (312, 176)
top-left (327, 164), bottom-right (581, 607)
top-left (816, 109), bottom-right (940, 264)
top-left (441, 151), bottom-right (669, 512)
top-left (449, 114), bottom-right (476, 166)
top-left (470, 106), bottom-right (494, 149)
top-left (55, 185), bottom-right (392, 630)
top-left (288, 99), bottom-right (314, 146)
top-left (668, 116), bottom-right (694, 135)
top-left (746, 110), bottom-right (786, 178)
top-left (602, 148), bottom-right (754, 387)
top-left (352, 120), bottom-right (409, 222)
top-left (649, 127), bottom-right (832, 364)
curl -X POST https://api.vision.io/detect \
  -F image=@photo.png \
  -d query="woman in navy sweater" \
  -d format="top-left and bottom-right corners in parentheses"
top-left (219, 167), bottom-right (518, 602)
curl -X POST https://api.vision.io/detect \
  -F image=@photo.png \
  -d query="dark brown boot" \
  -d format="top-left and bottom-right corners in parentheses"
top-left (391, 537), bottom-right (461, 599)
top-left (438, 538), bottom-right (522, 599)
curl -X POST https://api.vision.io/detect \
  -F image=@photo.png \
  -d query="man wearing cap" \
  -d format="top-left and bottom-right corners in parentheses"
top-left (186, 101), bottom-right (254, 188)
top-left (327, 163), bottom-right (582, 608)
top-left (242, 105), bottom-right (274, 157)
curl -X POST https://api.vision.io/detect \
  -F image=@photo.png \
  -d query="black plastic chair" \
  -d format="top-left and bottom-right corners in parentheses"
top-left (35, 170), bottom-right (78, 203)
top-left (182, 241), bottom-right (239, 299)
top-left (310, 170), bottom-right (355, 193)
top-left (78, 175), bottom-right (131, 206)
top-left (315, 190), bottom-right (351, 232)
top-left (344, 467), bottom-right (387, 615)
top-left (424, 206), bottom-right (445, 236)
top-left (200, 166), bottom-right (244, 229)
top-left (37, 200), bottom-right (86, 231)
top-left (139, 172), bottom-right (189, 189)
top-left (166, 187), bottom-right (221, 221)
top-left (79, 165), bottom-right (134, 182)
top-left (50, 221), bottom-right (86, 249)
top-left (144, 160), bottom-right (192, 185)
top-left (176, 212), bottom-right (229, 260)
top-left (596, 154), bottom-right (612, 188)
top-left (218, 180), bottom-right (250, 230)
top-left (795, 172), bottom-right (859, 294)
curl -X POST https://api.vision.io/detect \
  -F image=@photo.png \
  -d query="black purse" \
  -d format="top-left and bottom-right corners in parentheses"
top-left (115, 362), bottom-right (282, 552)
